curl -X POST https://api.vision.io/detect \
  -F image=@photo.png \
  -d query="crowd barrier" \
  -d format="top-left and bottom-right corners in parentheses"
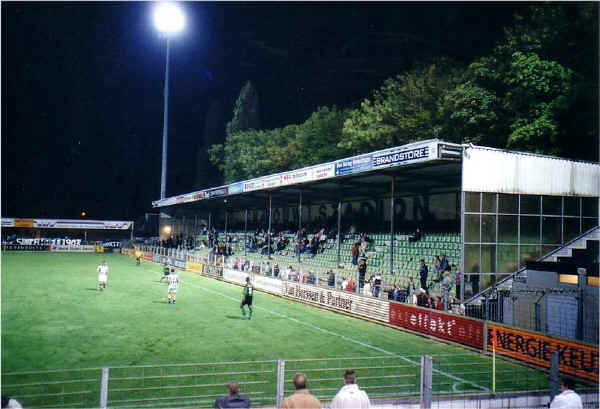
top-left (122, 247), bottom-right (599, 382)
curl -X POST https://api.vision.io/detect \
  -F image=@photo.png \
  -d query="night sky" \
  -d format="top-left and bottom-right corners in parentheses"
top-left (2, 2), bottom-right (528, 221)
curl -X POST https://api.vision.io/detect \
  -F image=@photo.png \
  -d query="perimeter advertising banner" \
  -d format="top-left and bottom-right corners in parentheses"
top-left (2, 244), bottom-right (49, 251)
top-left (282, 281), bottom-right (389, 322)
top-left (487, 323), bottom-right (599, 382)
top-left (389, 302), bottom-right (484, 349)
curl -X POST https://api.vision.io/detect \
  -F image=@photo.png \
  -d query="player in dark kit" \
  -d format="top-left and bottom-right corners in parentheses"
top-left (240, 277), bottom-right (254, 320)
top-left (160, 262), bottom-right (170, 282)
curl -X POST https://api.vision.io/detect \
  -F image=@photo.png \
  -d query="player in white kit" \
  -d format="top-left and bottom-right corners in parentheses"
top-left (97, 260), bottom-right (109, 290)
top-left (167, 269), bottom-right (179, 304)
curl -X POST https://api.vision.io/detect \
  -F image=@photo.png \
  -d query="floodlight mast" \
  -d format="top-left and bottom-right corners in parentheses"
top-left (153, 2), bottom-right (185, 199)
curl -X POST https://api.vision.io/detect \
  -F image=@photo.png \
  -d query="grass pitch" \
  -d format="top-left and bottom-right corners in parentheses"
top-left (2, 252), bottom-right (549, 407)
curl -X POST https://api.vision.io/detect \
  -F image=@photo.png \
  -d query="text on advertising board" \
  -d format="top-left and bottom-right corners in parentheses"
top-left (283, 282), bottom-right (353, 311)
top-left (488, 324), bottom-right (598, 382)
top-left (373, 146), bottom-right (429, 168)
top-left (335, 155), bottom-right (372, 176)
top-left (389, 303), bottom-right (484, 349)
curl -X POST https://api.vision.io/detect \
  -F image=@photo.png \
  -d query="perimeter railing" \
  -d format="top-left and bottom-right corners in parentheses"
top-left (3, 353), bottom-right (598, 409)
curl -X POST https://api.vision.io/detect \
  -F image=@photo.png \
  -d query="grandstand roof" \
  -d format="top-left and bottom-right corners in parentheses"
top-left (153, 139), bottom-right (463, 210)
top-left (153, 139), bottom-right (600, 211)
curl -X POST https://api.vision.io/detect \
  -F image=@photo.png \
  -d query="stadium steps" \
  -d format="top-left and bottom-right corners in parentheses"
top-left (464, 225), bottom-right (600, 305)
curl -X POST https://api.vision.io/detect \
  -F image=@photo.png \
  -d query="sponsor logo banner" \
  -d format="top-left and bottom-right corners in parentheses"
top-left (14, 219), bottom-right (34, 228)
top-left (152, 253), bottom-right (162, 263)
top-left (16, 238), bottom-right (82, 246)
top-left (31, 219), bottom-right (132, 230)
top-left (223, 268), bottom-right (248, 285)
top-left (282, 281), bottom-right (389, 322)
top-left (252, 273), bottom-right (282, 294)
top-left (229, 183), bottom-right (244, 195)
top-left (143, 252), bottom-right (153, 261)
top-left (389, 303), bottom-right (484, 349)
top-left (113, 248), bottom-right (121, 254)
top-left (2, 244), bottom-right (49, 251)
top-left (1, 218), bottom-right (15, 227)
top-left (103, 241), bottom-right (121, 248)
top-left (372, 146), bottom-right (430, 169)
top-left (281, 170), bottom-right (311, 186)
top-left (172, 258), bottom-right (187, 270)
top-left (488, 324), bottom-right (598, 382)
top-left (263, 176), bottom-right (280, 189)
top-left (335, 154), bottom-right (372, 176)
top-left (202, 264), bottom-right (223, 279)
top-left (96, 245), bottom-right (104, 253)
top-left (187, 261), bottom-right (204, 273)
top-left (51, 245), bottom-right (96, 252)
top-left (244, 179), bottom-right (264, 192)
top-left (207, 187), bottom-right (229, 198)
top-left (311, 164), bottom-right (335, 180)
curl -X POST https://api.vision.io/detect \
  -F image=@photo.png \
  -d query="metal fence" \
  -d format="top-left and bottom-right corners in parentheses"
top-left (3, 354), bottom-right (598, 409)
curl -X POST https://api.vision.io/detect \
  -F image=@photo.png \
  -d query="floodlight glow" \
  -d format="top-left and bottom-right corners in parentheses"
top-left (153, 2), bottom-right (185, 34)
top-left (163, 225), bottom-right (172, 234)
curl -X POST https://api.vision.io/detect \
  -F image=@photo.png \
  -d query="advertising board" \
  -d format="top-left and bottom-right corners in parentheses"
top-left (143, 252), bottom-right (153, 261)
top-left (187, 261), bottom-right (204, 273)
top-left (389, 303), bottom-right (484, 349)
top-left (487, 323), bottom-right (599, 382)
top-left (372, 145), bottom-right (430, 169)
top-left (2, 244), bottom-right (49, 251)
top-left (202, 264), bottom-right (223, 279)
top-left (51, 245), bottom-right (96, 253)
top-left (280, 169), bottom-right (311, 186)
top-left (310, 164), bottom-right (335, 181)
top-left (229, 183), bottom-right (244, 195)
top-left (207, 186), bottom-right (229, 198)
top-left (172, 258), bottom-right (187, 270)
top-left (282, 281), bottom-right (389, 322)
top-left (335, 154), bottom-right (372, 176)
top-left (2, 218), bottom-right (15, 227)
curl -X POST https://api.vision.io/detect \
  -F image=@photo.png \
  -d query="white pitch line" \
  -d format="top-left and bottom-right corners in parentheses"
top-left (176, 273), bottom-right (489, 393)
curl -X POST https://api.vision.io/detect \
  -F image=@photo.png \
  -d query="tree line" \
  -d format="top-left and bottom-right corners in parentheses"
top-left (209, 3), bottom-right (598, 184)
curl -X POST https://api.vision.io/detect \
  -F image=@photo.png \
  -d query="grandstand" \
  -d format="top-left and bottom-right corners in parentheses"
top-left (152, 140), bottom-right (599, 303)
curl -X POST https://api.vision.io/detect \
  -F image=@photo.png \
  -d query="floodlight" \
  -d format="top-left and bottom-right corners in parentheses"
top-left (163, 225), bottom-right (172, 234)
top-left (153, 2), bottom-right (185, 35)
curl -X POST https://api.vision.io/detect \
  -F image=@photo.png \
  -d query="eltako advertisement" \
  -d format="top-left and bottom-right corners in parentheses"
top-left (487, 323), bottom-right (598, 382)
top-left (389, 302), bottom-right (484, 349)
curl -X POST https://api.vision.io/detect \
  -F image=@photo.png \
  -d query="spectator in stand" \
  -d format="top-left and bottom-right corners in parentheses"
top-left (345, 278), bottom-right (356, 293)
top-left (1, 395), bottom-right (23, 409)
top-left (363, 279), bottom-right (371, 296)
top-left (435, 295), bottom-right (444, 310)
top-left (330, 370), bottom-right (370, 409)
top-left (408, 228), bottom-right (422, 243)
top-left (281, 373), bottom-right (321, 409)
top-left (358, 259), bottom-right (367, 290)
top-left (440, 254), bottom-right (450, 272)
top-left (419, 259), bottom-right (429, 294)
top-left (433, 256), bottom-right (442, 278)
top-left (351, 242), bottom-right (359, 266)
top-left (373, 273), bottom-right (382, 298)
top-left (549, 378), bottom-right (583, 409)
top-left (453, 265), bottom-right (461, 299)
top-left (273, 264), bottom-right (280, 278)
top-left (327, 270), bottom-right (336, 289)
top-left (341, 277), bottom-right (348, 291)
top-left (417, 288), bottom-right (428, 307)
top-left (441, 271), bottom-right (453, 310)
top-left (214, 381), bottom-right (250, 409)
top-left (406, 277), bottom-right (417, 304)
top-left (307, 271), bottom-right (316, 285)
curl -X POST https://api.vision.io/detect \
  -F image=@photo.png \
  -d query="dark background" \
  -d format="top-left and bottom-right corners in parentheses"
top-left (2, 2), bottom-right (530, 220)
